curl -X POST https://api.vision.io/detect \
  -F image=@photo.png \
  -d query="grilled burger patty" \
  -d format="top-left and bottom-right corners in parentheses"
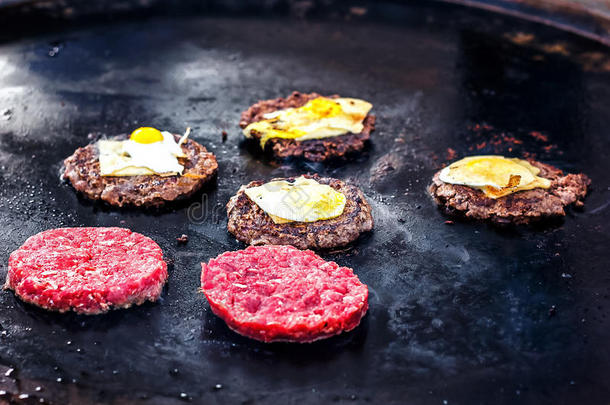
top-left (201, 245), bottom-right (369, 343)
top-left (227, 174), bottom-right (374, 250)
top-left (5, 227), bottom-right (168, 315)
top-left (428, 159), bottom-right (590, 224)
top-left (239, 91), bottom-right (375, 162)
top-left (62, 134), bottom-right (218, 207)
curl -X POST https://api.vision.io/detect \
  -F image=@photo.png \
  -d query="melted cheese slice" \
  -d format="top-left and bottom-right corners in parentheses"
top-left (244, 176), bottom-right (346, 224)
top-left (439, 156), bottom-right (551, 198)
top-left (243, 97), bottom-right (372, 149)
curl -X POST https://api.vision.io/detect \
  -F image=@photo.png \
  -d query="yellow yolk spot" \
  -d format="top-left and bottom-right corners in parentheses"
top-left (130, 127), bottom-right (164, 144)
top-left (244, 176), bottom-right (347, 224)
top-left (439, 155), bottom-right (552, 199)
top-left (243, 97), bottom-right (372, 149)
top-left (300, 97), bottom-right (343, 117)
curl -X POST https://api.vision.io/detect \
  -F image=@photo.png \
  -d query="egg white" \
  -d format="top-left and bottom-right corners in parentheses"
top-left (98, 131), bottom-right (187, 176)
top-left (244, 176), bottom-right (346, 223)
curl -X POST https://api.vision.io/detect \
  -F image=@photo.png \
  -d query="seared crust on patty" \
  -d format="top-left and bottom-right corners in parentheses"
top-left (62, 135), bottom-right (218, 208)
top-left (227, 174), bottom-right (374, 249)
top-left (240, 91), bottom-right (375, 162)
top-left (428, 159), bottom-right (590, 224)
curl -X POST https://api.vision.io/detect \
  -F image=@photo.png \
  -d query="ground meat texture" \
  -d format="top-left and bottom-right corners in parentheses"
top-left (226, 174), bottom-right (374, 250)
top-left (62, 134), bottom-right (218, 208)
top-left (201, 245), bottom-right (369, 343)
top-left (5, 227), bottom-right (168, 314)
top-left (428, 159), bottom-right (591, 224)
top-left (240, 91), bottom-right (375, 162)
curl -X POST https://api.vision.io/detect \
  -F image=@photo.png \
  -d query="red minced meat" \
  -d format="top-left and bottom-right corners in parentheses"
top-left (5, 227), bottom-right (168, 314)
top-left (201, 245), bottom-right (369, 343)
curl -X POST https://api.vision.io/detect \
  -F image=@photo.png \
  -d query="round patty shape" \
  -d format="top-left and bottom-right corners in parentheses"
top-left (5, 227), bottom-right (168, 314)
top-left (428, 159), bottom-right (591, 224)
top-left (63, 134), bottom-right (218, 208)
top-left (227, 174), bottom-right (374, 250)
top-left (201, 245), bottom-right (369, 343)
top-left (240, 91), bottom-right (376, 162)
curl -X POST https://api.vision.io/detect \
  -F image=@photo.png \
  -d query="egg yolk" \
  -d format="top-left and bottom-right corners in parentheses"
top-left (301, 98), bottom-right (343, 118)
top-left (130, 127), bottom-right (164, 144)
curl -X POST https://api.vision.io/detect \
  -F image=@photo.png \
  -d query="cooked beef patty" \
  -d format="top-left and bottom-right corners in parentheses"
top-left (239, 91), bottom-right (375, 162)
top-left (227, 174), bottom-right (374, 250)
top-left (428, 159), bottom-right (590, 224)
top-left (62, 134), bottom-right (218, 208)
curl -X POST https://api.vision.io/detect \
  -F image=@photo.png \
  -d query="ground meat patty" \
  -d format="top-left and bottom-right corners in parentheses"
top-left (240, 91), bottom-right (375, 162)
top-left (428, 159), bottom-right (591, 224)
top-left (226, 174), bottom-right (374, 250)
top-left (201, 245), bottom-right (369, 343)
top-left (5, 227), bottom-right (168, 314)
top-left (62, 134), bottom-right (218, 207)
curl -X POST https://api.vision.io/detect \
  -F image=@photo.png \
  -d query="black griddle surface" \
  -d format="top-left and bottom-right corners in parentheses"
top-left (0, 2), bottom-right (609, 404)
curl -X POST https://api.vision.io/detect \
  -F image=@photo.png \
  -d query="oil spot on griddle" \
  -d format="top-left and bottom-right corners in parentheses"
top-left (541, 43), bottom-right (570, 56)
top-left (45, 39), bottom-right (65, 58)
top-left (1, 108), bottom-right (11, 121)
top-left (365, 197), bottom-right (413, 248)
top-left (505, 30), bottom-right (610, 73)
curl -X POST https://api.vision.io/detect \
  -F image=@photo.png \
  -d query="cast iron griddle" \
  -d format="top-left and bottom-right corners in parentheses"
top-left (0, 1), bottom-right (609, 404)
